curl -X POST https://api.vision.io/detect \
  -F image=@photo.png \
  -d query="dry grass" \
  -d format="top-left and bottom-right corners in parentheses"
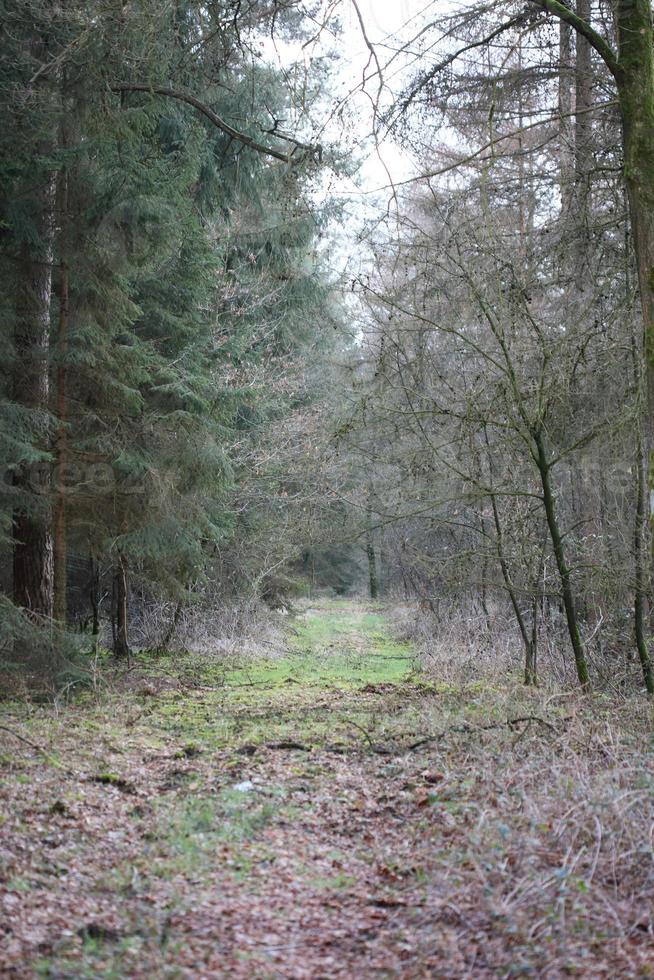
top-left (383, 600), bottom-right (654, 974)
top-left (416, 700), bottom-right (654, 976)
top-left (131, 596), bottom-right (289, 660)
top-left (2, 599), bottom-right (653, 976)
top-left (400, 688), bottom-right (654, 975)
top-left (389, 598), bottom-right (649, 692)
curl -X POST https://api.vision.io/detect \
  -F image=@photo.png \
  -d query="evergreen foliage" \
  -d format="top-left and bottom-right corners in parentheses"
top-left (0, 0), bottom-right (338, 675)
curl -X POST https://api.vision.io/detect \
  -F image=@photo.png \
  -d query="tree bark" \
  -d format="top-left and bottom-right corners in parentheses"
top-left (366, 528), bottom-right (378, 600)
top-left (616, 0), bottom-right (654, 530)
top-left (631, 313), bottom-right (654, 693)
top-left (12, 160), bottom-right (55, 619)
top-left (365, 489), bottom-right (378, 600)
top-left (634, 411), bottom-right (654, 693)
top-left (574, 0), bottom-right (593, 282)
top-left (489, 493), bottom-right (537, 684)
top-left (112, 556), bottom-right (130, 658)
top-left (559, 20), bottom-right (574, 217)
top-left (53, 164), bottom-right (69, 625)
top-left (534, 430), bottom-right (590, 688)
top-left (88, 555), bottom-right (100, 650)
top-left (157, 600), bottom-right (183, 654)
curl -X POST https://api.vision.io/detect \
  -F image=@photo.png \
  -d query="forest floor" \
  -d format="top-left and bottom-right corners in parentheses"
top-left (1, 599), bottom-right (654, 979)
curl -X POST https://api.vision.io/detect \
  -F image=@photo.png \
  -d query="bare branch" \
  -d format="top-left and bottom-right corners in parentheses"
top-left (529, 0), bottom-right (620, 80)
top-left (397, 12), bottom-right (535, 116)
top-left (111, 84), bottom-right (321, 164)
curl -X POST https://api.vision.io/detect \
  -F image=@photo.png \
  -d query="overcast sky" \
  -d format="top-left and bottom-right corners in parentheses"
top-left (263, 1), bottom-right (435, 281)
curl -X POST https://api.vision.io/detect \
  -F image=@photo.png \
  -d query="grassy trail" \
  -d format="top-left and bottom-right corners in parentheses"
top-left (0, 600), bottom-right (431, 978)
top-left (1, 600), bottom-right (653, 977)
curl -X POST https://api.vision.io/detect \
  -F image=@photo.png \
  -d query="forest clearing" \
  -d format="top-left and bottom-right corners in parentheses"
top-left (1, 600), bottom-right (653, 978)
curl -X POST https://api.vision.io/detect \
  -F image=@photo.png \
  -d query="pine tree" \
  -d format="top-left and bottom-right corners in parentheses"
top-left (1, 0), bottom-right (338, 667)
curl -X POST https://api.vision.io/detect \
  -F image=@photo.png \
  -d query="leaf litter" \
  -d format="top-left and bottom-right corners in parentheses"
top-left (1, 599), bottom-right (653, 978)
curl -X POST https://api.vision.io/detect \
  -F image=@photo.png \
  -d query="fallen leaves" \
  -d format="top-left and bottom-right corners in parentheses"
top-left (1, 601), bottom-right (654, 978)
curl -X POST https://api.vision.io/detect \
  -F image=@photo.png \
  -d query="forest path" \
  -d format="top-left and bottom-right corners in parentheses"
top-left (2, 600), bottom-right (648, 977)
top-left (2, 599), bottom-right (453, 979)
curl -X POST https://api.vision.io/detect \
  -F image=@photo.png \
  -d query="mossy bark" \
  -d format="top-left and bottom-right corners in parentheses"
top-left (616, 1), bottom-right (654, 529)
top-left (534, 431), bottom-right (590, 689)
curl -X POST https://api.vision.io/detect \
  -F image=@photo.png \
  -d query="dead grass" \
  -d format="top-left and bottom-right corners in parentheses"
top-left (1, 600), bottom-right (653, 977)
top-left (389, 598), bottom-right (649, 692)
top-left (405, 689), bottom-right (654, 975)
top-left (383, 600), bottom-right (654, 974)
top-left (128, 595), bottom-right (290, 660)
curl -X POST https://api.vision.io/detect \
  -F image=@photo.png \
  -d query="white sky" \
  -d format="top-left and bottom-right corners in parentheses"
top-left (325, 0), bottom-right (429, 180)
top-left (312, 1), bottom-right (433, 279)
top-left (262, 1), bottom-right (436, 282)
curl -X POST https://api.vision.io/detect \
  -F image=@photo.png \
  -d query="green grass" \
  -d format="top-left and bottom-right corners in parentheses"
top-left (221, 604), bottom-right (415, 690)
top-left (117, 601), bottom-right (420, 754)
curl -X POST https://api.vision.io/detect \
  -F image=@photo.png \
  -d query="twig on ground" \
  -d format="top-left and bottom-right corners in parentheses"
top-left (0, 724), bottom-right (48, 753)
top-left (407, 715), bottom-right (559, 751)
top-left (0, 724), bottom-right (76, 774)
top-left (340, 716), bottom-right (376, 748)
top-left (266, 740), bottom-right (311, 751)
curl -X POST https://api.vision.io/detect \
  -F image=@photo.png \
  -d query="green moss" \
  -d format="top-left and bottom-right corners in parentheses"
top-left (93, 601), bottom-right (421, 757)
top-left (310, 871), bottom-right (357, 891)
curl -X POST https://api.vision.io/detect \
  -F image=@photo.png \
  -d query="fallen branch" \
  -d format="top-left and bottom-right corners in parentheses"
top-left (506, 715), bottom-right (558, 732)
top-left (407, 715), bottom-right (558, 751)
top-left (237, 739), bottom-right (311, 754)
top-left (0, 724), bottom-right (76, 774)
top-left (340, 716), bottom-right (375, 748)
top-left (0, 723), bottom-right (48, 754)
top-left (266, 740), bottom-right (310, 751)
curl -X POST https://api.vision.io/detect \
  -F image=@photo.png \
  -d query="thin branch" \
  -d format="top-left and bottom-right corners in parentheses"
top-left (397, 12), bottom-right (533, 116)
top-left (529, 0), bottom-right (620, 80)
top-left (407, 715), bottom-right (559, 750)
top-left (0, 724), bottom-right (47, 753)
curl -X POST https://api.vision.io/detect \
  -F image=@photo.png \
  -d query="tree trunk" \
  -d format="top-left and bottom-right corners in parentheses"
top-left (157, 600), bottom-right (183, 654)
top-left (534, 430), bottom-right (590, 688)
top-left (489, 493), bottom-right (537, 684)
top-left (53, 165), bottom-right (69, 625)
top-left (616, 0), bottom-right (654, 541)
top-left (630, 312), bottom-right (654, 693)
top-left (365, 490), bottom-right (378, 600)
top-left (574, 0), bottom-right (593, 283)
top-left (559, 20), bottom-right (574, 217)
top-left (88, 555), bottom-right (100, 651)
top-left (366, 529), bottom-right (378, 600)
top-left (13, 513), bottom-right (53, 618)
top-left (12, 161), bottom-right (56, 620)
top-left (634, 412), bottom-right (654, 693)
top-left (112, 556), bottom-right (130, 658)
